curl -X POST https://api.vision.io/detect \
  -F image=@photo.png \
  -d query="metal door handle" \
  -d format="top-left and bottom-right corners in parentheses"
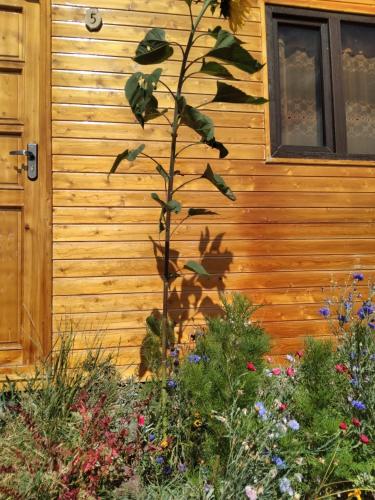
top-left (9, 143), bottom-right (38, 181)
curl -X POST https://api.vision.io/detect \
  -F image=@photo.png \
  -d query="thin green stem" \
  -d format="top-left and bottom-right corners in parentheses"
top-left (139, 152), bottom-right (162, 167)
top-left (184, 55), bottom-right (204, 73)
top-left (175, 142), bottom-right (201, 158)
top-left (159, 80), bottom-right (177, 99)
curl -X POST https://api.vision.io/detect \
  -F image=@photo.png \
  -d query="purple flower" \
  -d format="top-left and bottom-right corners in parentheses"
top-left (156, 456), bottom-right (164, 464)
top-left (167, 379), bottom-right (177, 389)
top-left (368, 322), bottom-right (375, 330)
top-left (350, 378), bottom-right (359, 387)
top-left (149, 433), bottom-right (155, 442)
top-left (353, 273), bottom-right (364, 281)
top-left (188, 354), bottom-right (201, 363)
top-left (163, 465), bottom-right (172, 475)
top-left (272, 456), bottom-right (287, 469)
top-left (178, 463), bottom-right (187, 473)
top-left (287, 419), bottom-right (300, 431)
top-left (351, 400), bottom-right (366, 411)
top-left (357, 302), bottom-right (374, 319)
top-left (170, 349), bottom-right (179, 358)
top-left (338, 314), bottom-right (349, 324)
top-left (319, 307), bottom-right (330, 317)
top-left (255, 402), bottom-right (268, 420)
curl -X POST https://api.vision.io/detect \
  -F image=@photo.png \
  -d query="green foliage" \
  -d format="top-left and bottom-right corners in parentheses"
top-left (134, 28), bottom-right (173, 65)
top-left (213, 81), bottom-right (268, 104)
top-left (199, 60), bottom-right (236, 80)
top-left (110, 144), bottom-right (145, 174)
top-left (202, 163), bottom-right (236, 201)
top-left (183, 260), bottom-right (209, 276)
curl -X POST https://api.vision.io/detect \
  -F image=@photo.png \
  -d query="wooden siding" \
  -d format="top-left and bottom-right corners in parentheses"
top-left (52, 0), bottom-right (375, 375)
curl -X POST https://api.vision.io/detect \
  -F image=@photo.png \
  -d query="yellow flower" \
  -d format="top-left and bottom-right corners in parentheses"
top-left (160, 438), bottom-right (169, 449)
top-left (193, 418), bottom-right (203, 428)
top-left (220, 0), bottom-right (253, 32)
top-left (348, 489), bottom-right (362, 500)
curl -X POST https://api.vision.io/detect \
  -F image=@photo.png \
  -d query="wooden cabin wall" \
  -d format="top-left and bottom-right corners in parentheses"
top-left (51, 0), bottom-right (375, 375)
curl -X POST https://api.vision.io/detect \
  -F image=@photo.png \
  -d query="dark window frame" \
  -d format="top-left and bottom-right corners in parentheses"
top-left (266, 5), bottom-right (375, 160)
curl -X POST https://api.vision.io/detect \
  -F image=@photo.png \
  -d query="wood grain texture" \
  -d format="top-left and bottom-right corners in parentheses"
top-left (51, 0), bottom-right (375, 371)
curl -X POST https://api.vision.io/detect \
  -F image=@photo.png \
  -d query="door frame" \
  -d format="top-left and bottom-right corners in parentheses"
top-left (0, 0), bottom-right (51, 379)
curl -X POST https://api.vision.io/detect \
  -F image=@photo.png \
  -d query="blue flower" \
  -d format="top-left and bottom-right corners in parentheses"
top-left (368, 322), bottom-right (375, 330)
top-left (357, 302), bottom-right (374, 319)
top-left (344, 301), bottom-right (352, 311)
top-left (287, 419), bottom-right (300, 431)
top-left (351, 400), bottom-right (366, 411)
top-left (188, 354), bottom-right (201, 363)
top-left (149, 433), bottom-right (155, 442)
top-left (255, 402), bottom-right (268, 420)
top-left (156, 456), bottom-right (164, 464)
top-left (170, 349), bottom-right (179, 358)
top-left (338, 314), bottom-right (349, 324)
top-left (353, 273), bottom-right (364, 281)
top-left (178, 463), bottom-right (187, 473)
top-left (163, 465), bottom-right (172, 475)
top-left (319, 307), bottom-right (330, 317)
top-left (279, 477), bottom-right (294, 496)
top-left (272, 455), bottom-right (287, 469)
top-left (167, 379), bottom-right (177, 389)
top-left (350, 378), bottom-right (359, 387)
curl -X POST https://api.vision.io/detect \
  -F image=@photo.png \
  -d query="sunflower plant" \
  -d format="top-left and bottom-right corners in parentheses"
top-left (109, 0), bottom-right (266, 403)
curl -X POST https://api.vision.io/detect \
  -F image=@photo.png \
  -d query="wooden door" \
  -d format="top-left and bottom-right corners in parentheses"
top-left (0, 0), bottom-right (50, 375)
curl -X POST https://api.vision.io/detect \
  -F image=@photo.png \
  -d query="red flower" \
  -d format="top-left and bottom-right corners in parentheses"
top-left (286, 367), bottom-right (295, 377)
top-left (352, 417), bottom-right (361, 427)
top-left (339, 422), bottom-right (348, 431)
top-left (359, 434), bottom-right (370, 444)
top-left (296, 350), bottom-right (303, 358)
top-left (247, 362), bottom-right (256, 372)
top-left (271, 368), bottom-right (281, 376)
top-left (137, 415), bottom-right (145, 426)
top-left (335, 364), bottom-right (348, 373)
top-left (278, 403), bottom-right (288, 412)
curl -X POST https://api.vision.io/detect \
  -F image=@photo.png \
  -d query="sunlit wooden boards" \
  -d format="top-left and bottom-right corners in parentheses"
top-left (51, 0), bottom-right (375, 374)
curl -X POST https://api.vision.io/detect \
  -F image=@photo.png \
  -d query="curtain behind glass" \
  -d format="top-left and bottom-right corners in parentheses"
top-left (342, 22), bottom-right (375, 155)
top-left (278, 24), bottom-right (324, 147)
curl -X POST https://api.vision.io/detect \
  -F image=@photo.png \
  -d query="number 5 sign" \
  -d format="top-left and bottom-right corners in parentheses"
top-left (85, 8), bottom-right (103, 32)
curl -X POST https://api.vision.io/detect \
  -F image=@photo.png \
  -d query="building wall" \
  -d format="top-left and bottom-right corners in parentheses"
top-left (51, 0), bottom-right (375, 374)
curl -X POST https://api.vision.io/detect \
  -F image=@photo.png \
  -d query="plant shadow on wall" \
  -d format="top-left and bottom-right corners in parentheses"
top-left (108, 0), bottom-right (266, 390)
top-left (141, 228), bottom-right (233, 376)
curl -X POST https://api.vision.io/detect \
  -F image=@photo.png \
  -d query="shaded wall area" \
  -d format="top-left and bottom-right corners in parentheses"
top-left (52, 0), bottom-right (375, 375)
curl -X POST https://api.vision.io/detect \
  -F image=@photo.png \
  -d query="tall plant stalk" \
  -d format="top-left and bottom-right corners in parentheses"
top-left (109, 0), bottom-right (266, 409)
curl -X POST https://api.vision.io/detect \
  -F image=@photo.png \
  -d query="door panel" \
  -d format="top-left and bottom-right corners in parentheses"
top-left (0, 0), bottom-right (47, 371)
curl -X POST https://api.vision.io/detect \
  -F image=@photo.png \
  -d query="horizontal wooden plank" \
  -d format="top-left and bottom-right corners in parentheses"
top-left (52, 138), bottom-right (265, 159)
top-left (53, 269), bottom-right (375, 295)
top-left (52, 154), bottom-right (375, 177)
top-left (52, 105), bottom-right (265, 129)
top-left (52, 86), bottom-right (265, 110)
top-left (53, 206), bottom-right (375, 224)
top-left (52, 122), bottom-right (265, 144)
top-left (53, 239), bottom-right (375, 260)
top-left (0, 190), bottom-right (23, 207)
top-left (53, 254), bottom-right (373, 278)
top-left (53, 223), bottom-right (375, 242)
top-left (52, 21), bottom-right (262, 50)
top-left (52, 189), bottom-right (375, 208)
top-left (51, 6), bottom-right (262, 35)
top-left (52, 171), bottom-right (375, 193)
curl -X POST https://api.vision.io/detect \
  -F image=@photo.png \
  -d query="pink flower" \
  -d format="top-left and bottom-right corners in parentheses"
top-left (137, 415), bottom-right (145, 426)
top-left (296, 350), bottom-right (303, 358)
top-left (335, 364), bottom-right (348, 373)
top-left (352, 417), bottom-right (361, 427)
top-left (265, 356), bottom-right (272, 364)
top-left (247, 362), bottom-right (256, 372)
top-left (271, 368), bottom-right (281, 376)
top-left (245, 485), bottom-right (257, 500)
top-left (359, 434), bottom-right (370, 444)
top-left (339, 422), bottom-right (347, 431)
top-left (278, 403), bottom-right (288, 412)
top-left (286, 367), bottom-right (295, 377)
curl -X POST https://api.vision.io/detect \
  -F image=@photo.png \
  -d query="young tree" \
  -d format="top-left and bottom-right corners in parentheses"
top-left (110, 0), bottom-right (266, 400)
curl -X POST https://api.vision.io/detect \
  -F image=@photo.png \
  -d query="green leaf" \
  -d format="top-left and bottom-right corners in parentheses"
top-left (199, 60), bottom-right (236, 80)
top-left (209, 26), bottom-right (245, 45)
top-left (202, 163), bottom-right (236, 201)
top-left (166, 199), bottom-right (182, 214)
top-left (151, 192), bottom-right (165, 207)
top-left (213, 81), bottom-right (267, 104)
top-left (109, 144), bottom-right (145, 174)
top-left (125, 68), bottom-right (163, 127)
top-left (204, 138), bottom-right (229, 159)
top-left (156, 164), bottom-right (169, 182)
top-left (188, 208), bottom-right (218, 217)
top-left (206, 27), bottom-right (263, 75)
top-left (184, 260), bottom-right (210, 276)
top-left (180, 104), bottom-right (214, 141)
top-left (134, 28), bottom-right (173, 65)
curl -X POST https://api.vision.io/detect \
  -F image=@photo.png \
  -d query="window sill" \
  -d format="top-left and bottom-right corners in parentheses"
top-left (265, 157), bottom-right (375, 167)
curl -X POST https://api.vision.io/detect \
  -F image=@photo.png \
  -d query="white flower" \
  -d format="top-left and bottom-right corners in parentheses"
top-left (245, 486), bottom-right (257, 500)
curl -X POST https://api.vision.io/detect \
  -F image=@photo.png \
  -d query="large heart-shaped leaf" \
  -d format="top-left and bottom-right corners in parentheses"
top-left (125, 69), bottom-right (163, 127)
top-left (206, 27), bottom-right (263, 75)
top-left (184, 260), bottom-right (210, 276)
top-left (213, 81), bottom-right (268, 104)
top-left (180, 104), bottom-right (214, 141)
top-left (134, 28), bottom-right (173, 65)
top-left (109, 144), bottom-right (145, 175)
top-left (202, 163), bottom-right (236, 201)
top-left (199, 60), bottom-right (236, 80)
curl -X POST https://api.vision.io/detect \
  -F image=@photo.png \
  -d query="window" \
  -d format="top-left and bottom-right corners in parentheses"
top-left (266, 6), bottom-right (375, 159)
